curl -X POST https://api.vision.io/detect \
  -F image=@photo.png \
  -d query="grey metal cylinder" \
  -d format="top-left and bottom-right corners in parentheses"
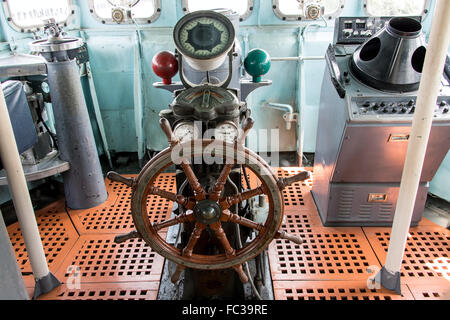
top-left (47, 59), bottom-right (107, 209)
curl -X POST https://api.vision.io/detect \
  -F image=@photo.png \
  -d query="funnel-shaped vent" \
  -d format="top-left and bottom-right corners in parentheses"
top-left (351, 17), bottom-right (426, 92)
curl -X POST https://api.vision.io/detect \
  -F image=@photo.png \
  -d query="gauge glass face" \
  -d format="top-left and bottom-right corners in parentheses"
top-left (178, 16), bottom-right (230, 59)
top-left (215, 122), bottom-right (238, 143)
top-left (174, 122), bottom-right (199, 143)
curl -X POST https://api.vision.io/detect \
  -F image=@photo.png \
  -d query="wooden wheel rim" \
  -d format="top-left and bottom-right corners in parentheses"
top-left (131, 139), bottom-right (283, 270)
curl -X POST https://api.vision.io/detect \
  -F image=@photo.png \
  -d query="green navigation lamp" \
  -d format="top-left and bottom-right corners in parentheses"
top-left (244, 48), bottom-right (271, 83)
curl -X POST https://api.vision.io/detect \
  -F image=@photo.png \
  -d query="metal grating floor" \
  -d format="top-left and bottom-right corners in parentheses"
top-left (363, 226), bottom-right (449, 285)
top-left (68, 173), bottom-right (175, 234)
top-left (268, 226), bottom-right (381, 281)
top-left (273, 281), bottom-right (414, 300)
top-left (38, 282), bottom-right (159, 300)
top-left (6, 168), bottom-right (450, 300)
top-left (7, 199), bottom-right (78, 274)
top-left (54, 234), bottom-right (165, 283)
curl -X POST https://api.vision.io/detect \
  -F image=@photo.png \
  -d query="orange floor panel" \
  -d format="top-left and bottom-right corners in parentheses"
top-left (67, 174), bottom-right (175, 234)
top-left (282, 207), bottom-right (323, 229)
top-left (7, 168), bottom-right (450, 300)
top-left (363, 226), bottom-right (449, 285)
top-left (273, 280), bottom-right (413, 300)
top-left (407, 282), bottom-right (450, 300)
top-left (268, 225), bottom-right (381, 281)
top-left (104, 174), bottom-right (138, 204)
top-left (38, 282), bottom-right (159, 300)
top-left (244, 167), bottom-right (316, 209)
top-left (7, 199), bottom-right (78, 274)
top-left (55, 234), bottom-right (165, 283)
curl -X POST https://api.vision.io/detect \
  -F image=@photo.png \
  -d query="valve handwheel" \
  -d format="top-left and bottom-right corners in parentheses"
top-left (107, 117), bottom-right (310, 284)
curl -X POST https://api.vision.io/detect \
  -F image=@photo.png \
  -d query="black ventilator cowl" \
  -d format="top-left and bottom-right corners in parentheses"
top-left (351, 17), bottom-right (426, 92)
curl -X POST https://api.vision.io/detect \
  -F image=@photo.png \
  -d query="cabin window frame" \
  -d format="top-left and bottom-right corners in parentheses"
top-left (363, 0), bottom-right (431, 17)
top-left (88, 0), bottom-right (161, 25)
top-left (181, 0), bottom-right (255, 21)
top-left (2, 0), bottom-right (75, 33)
top-left (272, 0), bottom-right (345, 21)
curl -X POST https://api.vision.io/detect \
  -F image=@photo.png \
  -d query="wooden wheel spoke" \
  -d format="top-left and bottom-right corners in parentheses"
top-left (152, 212), bottom-right (195, 232)
top-left (148, 185), bottom-right (195, 209)
top-left (219, 186), bottom-right (266, 210)
top-left (170, 222), bottom-right (205, 284)
top-left (220, 210), bottom-right (265, 232)
top-left (210, 222), bottom-right (235, 257)
top-left (210, 222), bottom-right (248, 283)
top-left (209, 164), bottom-right (234, 201)
top-left (179, 161), bottom-right (207, 201)
top-left (182, 222), bottom-right (206, 257)
top-left (277, 171), bottom-right (311, 190)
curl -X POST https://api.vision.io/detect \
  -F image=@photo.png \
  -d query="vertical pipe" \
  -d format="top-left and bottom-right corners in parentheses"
top-left (297, 27), bottom-right (305, 167)
top-left (0, 87), bottom-right (59, 297)
top-left (85, 61), bottom-right (114, 169)
top-left (80, 31), bottom-right (113, 169)
top-left (380, 0), bottom-right (450, 292)
top-left (134, 30), bottom-right (145, 166)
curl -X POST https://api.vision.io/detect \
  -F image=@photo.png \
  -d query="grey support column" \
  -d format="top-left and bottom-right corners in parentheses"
top-left (0, 211), bottom-right (29, 300)
top-left (46, 60), bottom-right (108, 209)
top-left (30, 20), bottom-right (107, 209)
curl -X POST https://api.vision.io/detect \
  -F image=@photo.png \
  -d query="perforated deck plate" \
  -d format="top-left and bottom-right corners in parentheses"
top-left (104, 174), bottom-right (137, 203)
top-left (273, 281), bottom-right (413, 300)
top-left (55, 234), bottom-right (165, 283)
top-left (243, 167), bottom-right (315, 209)
top-left (283, 206), bottom-right (323, 229)
top-left (10, 168), bottom-right (450, 300)
top-left (68, 174), bottom-right (175, 234)
top-left (363, 226), bottom-right (450, 285)
top-left (407, 283), bottom-right (450, 300)
top-left (38, 282), bottom-right (159, 300)
top-left (7, 199), bottom-right (78, 274)
top-left (268, 225), bottom-right (380, 281)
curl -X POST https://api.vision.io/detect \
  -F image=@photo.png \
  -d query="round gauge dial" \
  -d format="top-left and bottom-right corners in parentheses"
top-left (173, 122), bottom-right (200, 143)
top-left (215, 121), bottom-right (238, 143)
top-left (174, 11), bottom-right (235, 60)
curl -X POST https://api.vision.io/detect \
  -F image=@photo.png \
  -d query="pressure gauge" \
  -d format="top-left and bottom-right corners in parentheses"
top-left (173, 10), bottom-right (235, 71)
top-left (215, 121), bottom-right (238, 143)
top-left (173, 121), bottom-right (200, 143)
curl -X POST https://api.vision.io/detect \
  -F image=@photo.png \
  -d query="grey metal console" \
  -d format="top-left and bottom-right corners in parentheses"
top-left (312, 17), bottom-right (450, 226)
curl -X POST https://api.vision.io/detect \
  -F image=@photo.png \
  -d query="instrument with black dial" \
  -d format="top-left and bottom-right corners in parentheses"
top-left (173, 10), bottom-right (235, 71)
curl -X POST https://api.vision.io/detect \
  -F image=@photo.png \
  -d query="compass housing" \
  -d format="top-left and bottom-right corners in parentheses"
top-left (174, 10), bottom-right (235, 72)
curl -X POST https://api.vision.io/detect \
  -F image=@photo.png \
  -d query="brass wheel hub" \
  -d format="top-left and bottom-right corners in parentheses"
top-left (193, 199), bottom-right (222, 224)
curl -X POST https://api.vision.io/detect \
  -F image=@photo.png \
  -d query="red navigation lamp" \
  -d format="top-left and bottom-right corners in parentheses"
top-left (152, 51), bottom-right (179, 84)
